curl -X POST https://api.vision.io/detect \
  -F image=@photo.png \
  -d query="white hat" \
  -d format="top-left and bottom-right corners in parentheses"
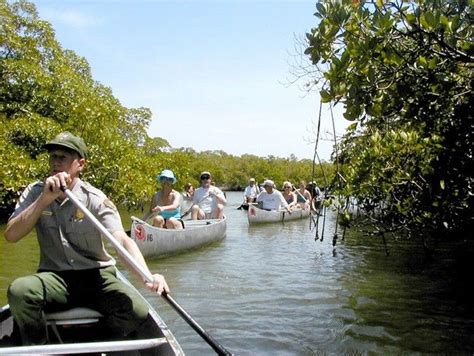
top-left (263, 179), bottom-right (274, 187)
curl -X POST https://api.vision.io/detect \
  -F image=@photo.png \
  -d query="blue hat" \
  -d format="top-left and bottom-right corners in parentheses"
top-left (157, 169), bottom-right (177, 184)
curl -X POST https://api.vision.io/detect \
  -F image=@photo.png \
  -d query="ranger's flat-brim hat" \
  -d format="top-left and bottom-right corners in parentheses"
top-left (44, 132), bottom-right (88, 159)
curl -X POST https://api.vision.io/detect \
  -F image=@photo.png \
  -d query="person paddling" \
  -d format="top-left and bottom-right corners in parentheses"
top-left (4, 132), bottom-right (169, 345)
top-left (243, 178), bottom-right (260, 203)
top-left (191, 171), bottom-right (226, 220)
top-left (295, 180), bottom-right (312, 209)
top-left (145, 169), bottom-right (183, 229)
top-left (256, 179), bottom-right (290, 212)
top-left (281, 181), bottom-right (297, 211)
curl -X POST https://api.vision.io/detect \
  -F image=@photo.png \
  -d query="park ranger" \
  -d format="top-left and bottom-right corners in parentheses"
top-left (4, 131), bottom-right (169, 345)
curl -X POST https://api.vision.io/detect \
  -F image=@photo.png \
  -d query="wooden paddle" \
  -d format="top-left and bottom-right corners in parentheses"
top-left (62, 187), bottom-right (232, 356)
top-left (180, 204), bottom-right (196, 218)
top-left (292, 184), bottom-right (308, 203)
top-left (292, 186), bottom-right (315, 215)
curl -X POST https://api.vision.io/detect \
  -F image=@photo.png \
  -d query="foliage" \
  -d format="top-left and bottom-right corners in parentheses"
top-left (0, 0), bottom-right (329, 219)
top-left (0, 0), bottom-right (150, 214)
top-left (305, 0), bottom-right (473, 239)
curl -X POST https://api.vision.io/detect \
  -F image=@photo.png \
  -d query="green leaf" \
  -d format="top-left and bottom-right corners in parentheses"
top-left (406, 13), bottom-right (416, 25)
top-left (439, 15), bottom-right (450, 31)
top-left (320, 89), bottom-right (332, 103)
top-left (316, 2), bottom-right (326, 17)
top-left (347, 122), bottom-right (358, 131)
top-left (418, 56), bottom-right (428, 68)
top-left (420, 12), bottom-right (437, 30)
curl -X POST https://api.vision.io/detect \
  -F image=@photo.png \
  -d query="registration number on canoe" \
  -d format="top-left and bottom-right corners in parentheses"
top-left (134, 224), bottom-right (153, 242)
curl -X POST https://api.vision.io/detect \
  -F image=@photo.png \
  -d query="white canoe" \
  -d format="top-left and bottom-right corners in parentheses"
top-left (0, 269), bottom-right (183, 355)
top-left (248, 205), bottom-right (311, 224)
top-left (131, 216), bottom-right (227, 258)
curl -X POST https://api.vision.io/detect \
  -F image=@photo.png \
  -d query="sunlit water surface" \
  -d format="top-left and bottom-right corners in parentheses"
top-left (1, 191), bottom-right (473, 354)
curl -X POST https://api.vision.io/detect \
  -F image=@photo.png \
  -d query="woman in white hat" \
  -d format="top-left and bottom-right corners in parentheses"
top-left (145, 169), bottom-right (183, 229)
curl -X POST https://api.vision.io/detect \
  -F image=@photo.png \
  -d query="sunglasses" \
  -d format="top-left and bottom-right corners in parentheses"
top-left (284, 186), bottom-right (291, 189)
top-left (160, 177), bottom-right (174, 183)
top-left (200, 175), bottom-right (210, 180)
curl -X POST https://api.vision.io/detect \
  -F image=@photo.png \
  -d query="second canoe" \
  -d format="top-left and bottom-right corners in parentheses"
top-left (247, 205), bottom-right (311, 224)
top-left (130, 216), bottom-right (227, 258)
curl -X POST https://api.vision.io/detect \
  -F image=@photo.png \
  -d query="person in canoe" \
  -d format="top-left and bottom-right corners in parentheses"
top-left (307, 181), bottom-right (322, 211)
top-left (145, 169), bottom-right (184, 229)
top-left (183, 182), bottom-right (194, 200)
top-left (191, 171), bottom-right (226, 220)
top-left (4, 132), bottom-right (170, 346)
top-left (295, 180), bottom-right (312, 209)
top-left (243, 178), bottom-right (260, 204)
top-left (180, 182), bottom-right (194, 217)
top-left (256, 179), bottom-right (290, 212)
top-left (281, 181), bottom-right (297, 211)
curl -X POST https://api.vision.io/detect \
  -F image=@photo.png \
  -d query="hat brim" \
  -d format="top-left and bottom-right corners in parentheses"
top-left (44, 143), bottom-right (84, 158)
top-left (158, 175), bottom-right (176, 184)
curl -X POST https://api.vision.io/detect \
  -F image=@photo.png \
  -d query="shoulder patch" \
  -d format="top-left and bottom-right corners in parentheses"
top-left (80, 181), bottom-right (106, 199)
top-left (32, 181), bottom-right (44, 188)
top-left (103, 198), bottom-right (118, 212)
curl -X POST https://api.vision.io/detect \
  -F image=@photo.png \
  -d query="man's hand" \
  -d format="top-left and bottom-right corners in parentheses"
top-left (43, 172), bottom-right (71, 202)
top-left (145, 273), bottom-right (170, 295)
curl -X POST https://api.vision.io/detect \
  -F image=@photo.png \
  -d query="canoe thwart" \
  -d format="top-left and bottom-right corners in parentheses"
top-left (46, 307), bottom-right (103, 324)
top-left (46, 307), bottom-right (104, 343)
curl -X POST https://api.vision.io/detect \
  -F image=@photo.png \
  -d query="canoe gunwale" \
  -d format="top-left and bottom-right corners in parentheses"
top-left (0, 337), bottom-right (168, 354)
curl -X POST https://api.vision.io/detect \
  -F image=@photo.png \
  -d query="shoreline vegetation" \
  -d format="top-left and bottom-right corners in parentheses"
top-left (0, 1), bottom-right (334, 222)
top-left (1, 0), bottom-right (472, 249)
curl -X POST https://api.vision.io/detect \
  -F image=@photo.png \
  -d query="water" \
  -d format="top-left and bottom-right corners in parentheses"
top-left (1, 191), bottom-right (473, 354)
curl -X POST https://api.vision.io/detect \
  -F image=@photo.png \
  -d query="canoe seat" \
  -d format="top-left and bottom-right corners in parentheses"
top-left (46, 307), bottom-right (103, 343)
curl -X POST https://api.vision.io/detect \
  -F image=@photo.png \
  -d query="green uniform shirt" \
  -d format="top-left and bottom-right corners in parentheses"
top-left (10, 179), bottom-right (124, 271)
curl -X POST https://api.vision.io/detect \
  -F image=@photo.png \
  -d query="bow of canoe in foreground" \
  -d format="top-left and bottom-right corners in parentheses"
top-left (0, 269), bottom-right (184, 355)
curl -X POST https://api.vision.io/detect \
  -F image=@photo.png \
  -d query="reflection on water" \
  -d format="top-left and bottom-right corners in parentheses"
top-left (0, 191), bottom-right (473, 354)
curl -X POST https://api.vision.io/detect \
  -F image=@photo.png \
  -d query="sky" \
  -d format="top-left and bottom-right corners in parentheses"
top-left (33, 0), bottom-right (349, 161)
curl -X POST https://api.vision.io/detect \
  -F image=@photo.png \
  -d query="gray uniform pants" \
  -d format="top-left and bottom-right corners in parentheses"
top-left (7, 266), bottom-right (149, 345)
